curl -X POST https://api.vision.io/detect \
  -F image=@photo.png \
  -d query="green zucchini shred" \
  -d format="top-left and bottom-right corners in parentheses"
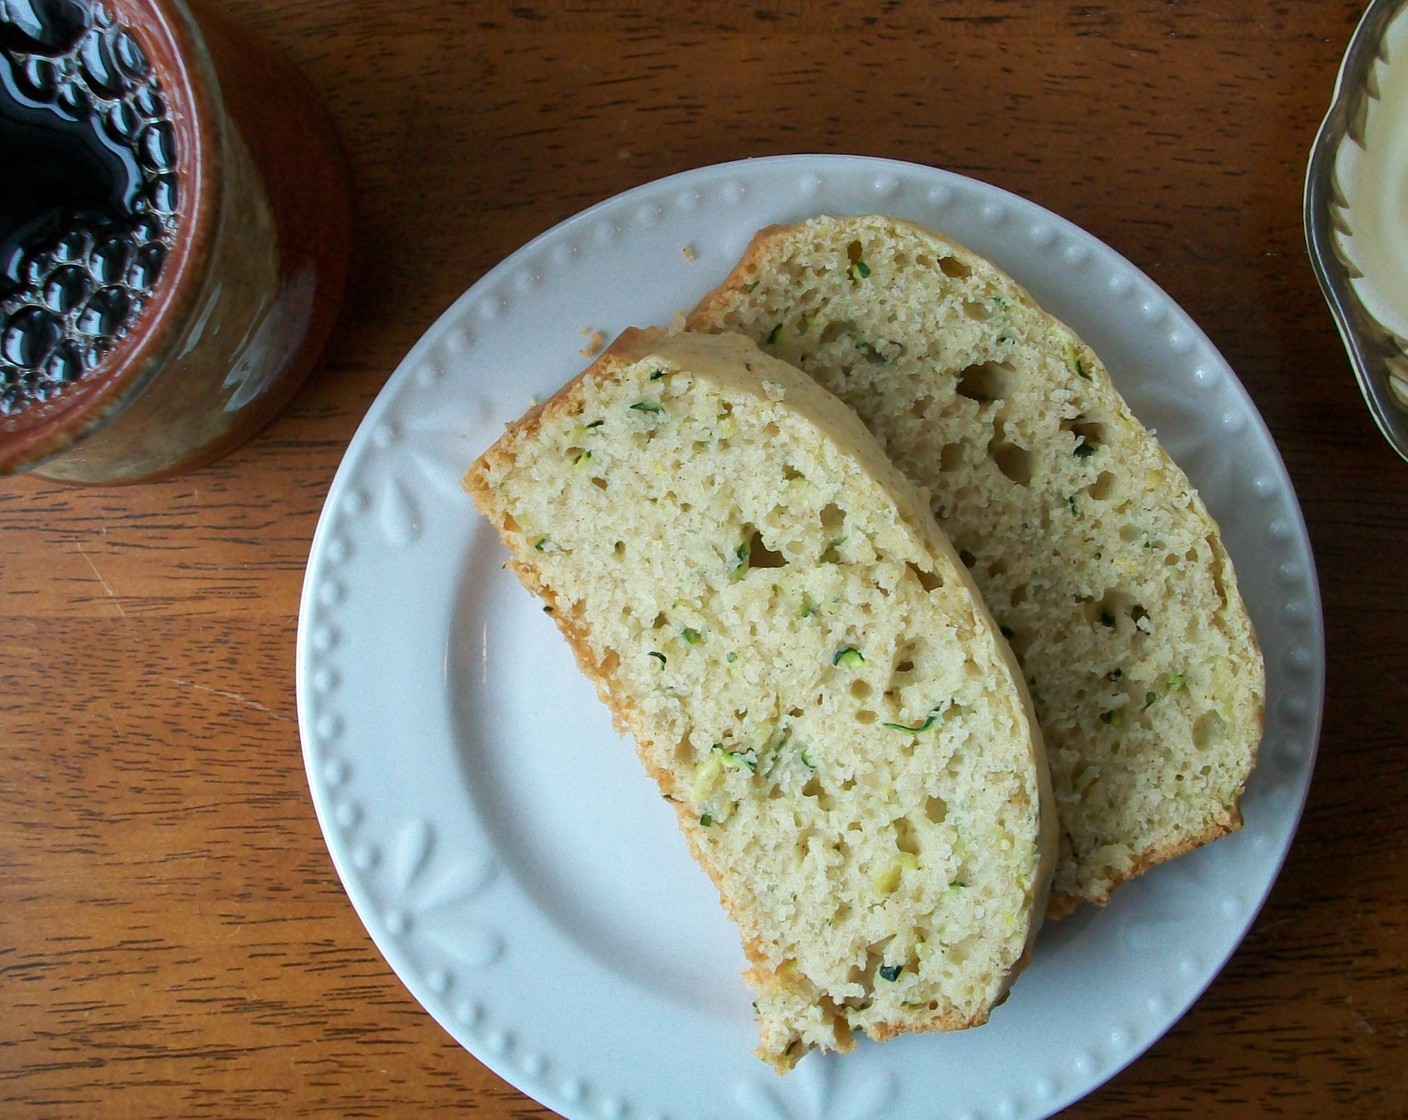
top-left (883, 705), bottom-right (943, 733)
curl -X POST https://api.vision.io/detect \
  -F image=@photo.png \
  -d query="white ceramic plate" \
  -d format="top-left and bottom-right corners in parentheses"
top-left (296, 155), bottom-right (1323, 1120)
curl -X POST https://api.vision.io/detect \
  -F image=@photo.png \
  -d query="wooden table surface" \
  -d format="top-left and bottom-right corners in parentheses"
top-left (3, 0), bottom-right (1404, 1116)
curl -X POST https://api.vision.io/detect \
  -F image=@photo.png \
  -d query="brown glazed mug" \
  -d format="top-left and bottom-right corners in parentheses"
top-left (0, 0), bottom-right (351, 483)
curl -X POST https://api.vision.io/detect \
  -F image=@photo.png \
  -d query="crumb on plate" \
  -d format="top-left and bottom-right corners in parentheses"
top-left (580, 328), bottom-right (607, 357)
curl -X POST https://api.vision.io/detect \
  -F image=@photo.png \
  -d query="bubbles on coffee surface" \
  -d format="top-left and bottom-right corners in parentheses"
top-left (0, 0), bottom-right (181, 417)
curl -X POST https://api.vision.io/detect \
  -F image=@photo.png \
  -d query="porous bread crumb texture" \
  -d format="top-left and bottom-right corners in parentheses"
top-left (466, 329), bottom-right (1050, 1071)
top-left (687, 215), bottom-right (1266, 913)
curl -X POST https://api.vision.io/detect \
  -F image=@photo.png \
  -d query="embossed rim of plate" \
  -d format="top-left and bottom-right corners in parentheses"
top-left (297, 154), bottom-right (1324, 1120)
top-left (1304, 0), bottom-right (1408, 463)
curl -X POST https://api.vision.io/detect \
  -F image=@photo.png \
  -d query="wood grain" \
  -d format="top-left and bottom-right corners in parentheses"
top-left (2, 1), bottom-right (1404, 1116)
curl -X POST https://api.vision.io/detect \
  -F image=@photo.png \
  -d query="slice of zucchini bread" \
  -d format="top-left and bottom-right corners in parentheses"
top-left (687, 215), bottom-right (1265, 915)
top-left (465, 327), bottom-right (1054, 1070)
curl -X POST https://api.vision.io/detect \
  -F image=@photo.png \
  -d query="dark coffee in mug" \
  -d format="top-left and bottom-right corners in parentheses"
top-left (1, 0), bottom-right (180, 416)
top-left (0, 0), bottom-right (351, 483)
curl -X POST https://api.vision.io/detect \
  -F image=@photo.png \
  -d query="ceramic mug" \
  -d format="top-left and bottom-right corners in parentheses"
top-left (0, 0), bottom-right (351, 483)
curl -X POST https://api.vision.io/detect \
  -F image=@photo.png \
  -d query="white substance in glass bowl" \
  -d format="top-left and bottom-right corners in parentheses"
top-left (1334, 4), bottom-right (1408, 359)
top-left (1306, 0), bottom-right (1408, 449)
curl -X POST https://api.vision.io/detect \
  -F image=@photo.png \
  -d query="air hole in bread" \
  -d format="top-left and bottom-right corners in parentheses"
top-left (938, 255), bottom-right (972, 279)
top-left (908, 394), bottom-right (936, 419)
top-left (1090, 593), bottom-right (1119, 627)
top-left (957, 549), bottom-right (977, 570)
top-left (1087, 471), bottom-right (1116, 501)
top-left (907, 562), bottom-right (944, 592)
top-left (894, 659), bottom-right (915, 675)
top-left (957, 360), bottom-right (1016, 403)
top-left (862, 943), bottom-right (886, 980)
top-left (924, 795), bottom-right (947, 824)
top-left (850, 679), bottom-right (873, 700)
top-left (990, 438), bottom-right (1033, 487)
top-left (894, 817), bottom-right (920, 855)
top-left (613, 540), bottom-right (625, 555)
top-left (856, 708), bottom-right (878, 725)
top-left (1193, 711), bottom-right (1227, 749)
top-left (820, 502), bottom-right (845, 537)
top-left (819, 319), bottom-right (855, 346)
top-left (939, 442), bottom-right (965, 471)
top-left (1090, 589), bottom-right (1138, 630)
top-left (964, 301), bottom-right (993, 322)
top-left (599, 651), bottom-right (620, 675)
top-left (861, 938), bottom-right (898, 987)
top-left (741, 525), bottom-right (787, 570)
top-left (1063, 416), bottom-right (1107, 452)
top-left (802, 773), bottom-right (825, 799)
top-left (782, 463), bottom-right (804, 481)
